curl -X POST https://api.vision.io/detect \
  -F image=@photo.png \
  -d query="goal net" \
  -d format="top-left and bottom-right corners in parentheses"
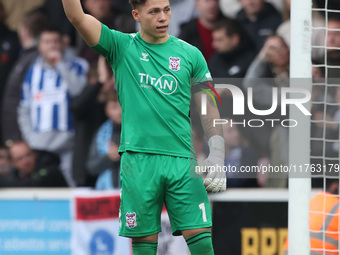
top-left (290, 0), bottom-right (340, 254)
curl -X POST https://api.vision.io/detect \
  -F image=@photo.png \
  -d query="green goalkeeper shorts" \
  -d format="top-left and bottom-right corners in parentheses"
top-left (118, 152), bottom-right (212, 237)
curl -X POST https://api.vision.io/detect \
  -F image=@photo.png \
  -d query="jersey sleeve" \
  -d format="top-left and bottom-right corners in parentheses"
top-left (191, 48), bottom-right (213, 89)
top-left (90, 23), bottom-right (133, 68)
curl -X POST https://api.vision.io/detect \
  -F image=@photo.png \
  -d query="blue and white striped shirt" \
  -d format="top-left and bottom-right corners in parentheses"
top-left (21, 57), bottom-right (88, 133)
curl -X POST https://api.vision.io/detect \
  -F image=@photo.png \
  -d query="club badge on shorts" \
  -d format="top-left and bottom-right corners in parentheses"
top-left (169, 57), bottom-right (181, 71)
top-left (126, 212), bottom-right (137, 228)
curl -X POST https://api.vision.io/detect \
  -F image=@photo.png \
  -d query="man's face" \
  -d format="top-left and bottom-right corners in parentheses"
top-left (10, 143), bottom-right (36, 177)
top-left (38, 32), bottom-right (62, 60)
top-left (327, 20), bottom-right (340, 51)
top-left (239, 0), bottom-right (265, 16)
top-left (133, 0), bottom-right (171, 43)
top-left (196, 0), bottom-right (220, 23)
top-left (212, 28), bottom-right (239, 53)
top-left (84, 0), bottom-right (112, 21)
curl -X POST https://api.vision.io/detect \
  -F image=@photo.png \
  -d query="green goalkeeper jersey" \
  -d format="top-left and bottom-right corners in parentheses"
top-left (91, 24), bottom-right (211, 158)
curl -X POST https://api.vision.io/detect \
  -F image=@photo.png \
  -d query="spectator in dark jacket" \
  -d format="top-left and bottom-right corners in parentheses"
top-left (0, 141), bottom-right (67, 188)
top-left (70, 56), bottom-right (113, 186)
top-left (0, 2), bottom-right (20, 146)
top-left (209, 18), bottom-right (257, 137)
top-left (209, 18), bottom-right (257, 78)
top-left (1, 10), bottom-right (48, 147)
top-left (236, 0), bottom-right (282, 52)
top-left (87, 90), bottom-right (121, 190)
top-left (178, 0), bottom-right (223, 61)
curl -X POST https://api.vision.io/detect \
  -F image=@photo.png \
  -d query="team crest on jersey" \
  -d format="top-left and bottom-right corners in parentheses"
top-left (126, 212), bottom-right (137, 228)
top-left (169, 57), bottom-right (181, 71)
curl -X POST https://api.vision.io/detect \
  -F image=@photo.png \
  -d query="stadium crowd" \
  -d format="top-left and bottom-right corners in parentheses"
top-left (0, 0), bottom-right (339, 189)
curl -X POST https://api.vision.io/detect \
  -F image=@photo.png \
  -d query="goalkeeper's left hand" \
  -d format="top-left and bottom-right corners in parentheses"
top-left (200, 135), bottom-right (226, 193)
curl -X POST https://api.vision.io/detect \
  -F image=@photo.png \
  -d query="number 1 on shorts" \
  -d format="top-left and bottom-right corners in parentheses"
top-left (199, 203), bottom-right (207, 222)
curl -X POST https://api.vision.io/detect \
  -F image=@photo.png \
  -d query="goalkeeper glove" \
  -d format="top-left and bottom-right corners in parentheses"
top-left (201, 135), bottom-right (226, 192)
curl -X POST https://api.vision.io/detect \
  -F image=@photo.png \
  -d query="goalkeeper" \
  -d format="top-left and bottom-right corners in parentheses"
top-left (62, 0), bottom-right (226, 254)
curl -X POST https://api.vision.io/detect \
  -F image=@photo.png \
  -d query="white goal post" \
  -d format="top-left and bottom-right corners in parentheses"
top-left (289, 0), bottom-right (312, 254)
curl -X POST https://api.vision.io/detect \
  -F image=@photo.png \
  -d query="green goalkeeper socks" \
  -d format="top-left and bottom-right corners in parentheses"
top-left (185, 231), bottom-right (215, 255)
top-left (132, 241), bottom-right (158, 255)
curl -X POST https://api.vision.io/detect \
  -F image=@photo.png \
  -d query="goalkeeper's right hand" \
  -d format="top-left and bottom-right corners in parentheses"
top-left (200, 135), bottom-right (227, 193)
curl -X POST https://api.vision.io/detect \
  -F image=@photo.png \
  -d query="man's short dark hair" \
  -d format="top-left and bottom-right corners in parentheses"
top-left (214, 18), bottom-right (244, 37)
top-left (40, 25), bottom-right (62, 36)
top-left (129, 0), bottom-right (147, 9)
top-left (21, 10), bottom-right (49, 39)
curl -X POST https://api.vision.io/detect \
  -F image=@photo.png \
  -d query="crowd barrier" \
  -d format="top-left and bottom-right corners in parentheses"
top-left (0, 188), bottom-right (300, 255)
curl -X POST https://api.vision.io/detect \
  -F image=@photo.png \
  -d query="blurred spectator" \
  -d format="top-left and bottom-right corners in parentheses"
top-left (80, 0), bottom-right (136, 65)
top-left (209, 18), bottom-right (256, 78)
top-left (70, 56), bottom-right (113, 186)
top-left (245, 35), bottom-right (289, 83)
top-left (222, 120), bottom-right (259, 188)
top-left (0, 1), bottom-right (20, 146)
top-left (0, 146), bottom-right (10, 175)
top-left (0, 140), bottom-right (67, 187)
top-left (243, 35), bottom-right (290, 187)
top-left (276, 0), bottom-right (325, 60)
top-left (1, 10), bottom-right (48, 147)
top-left (0, 0), bottom-right (44, 31)
top-left (179, 0), bottom-right (223, 61)
top-left (87, 90), bottom-right (121, 190)
top-left (167, 0), bottom-right (198, 37)
top-left (38, 0), bottom-right (77, 48)
top-left (236, 0), bottom-right (282, 52)
top-left (18, 26), bottom-right (88, 187)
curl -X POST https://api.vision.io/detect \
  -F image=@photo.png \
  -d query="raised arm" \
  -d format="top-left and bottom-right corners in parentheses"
top-left (194, 92), bottom-right (226, 193)
top-left (62, 0), bottom-right (102, 46)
